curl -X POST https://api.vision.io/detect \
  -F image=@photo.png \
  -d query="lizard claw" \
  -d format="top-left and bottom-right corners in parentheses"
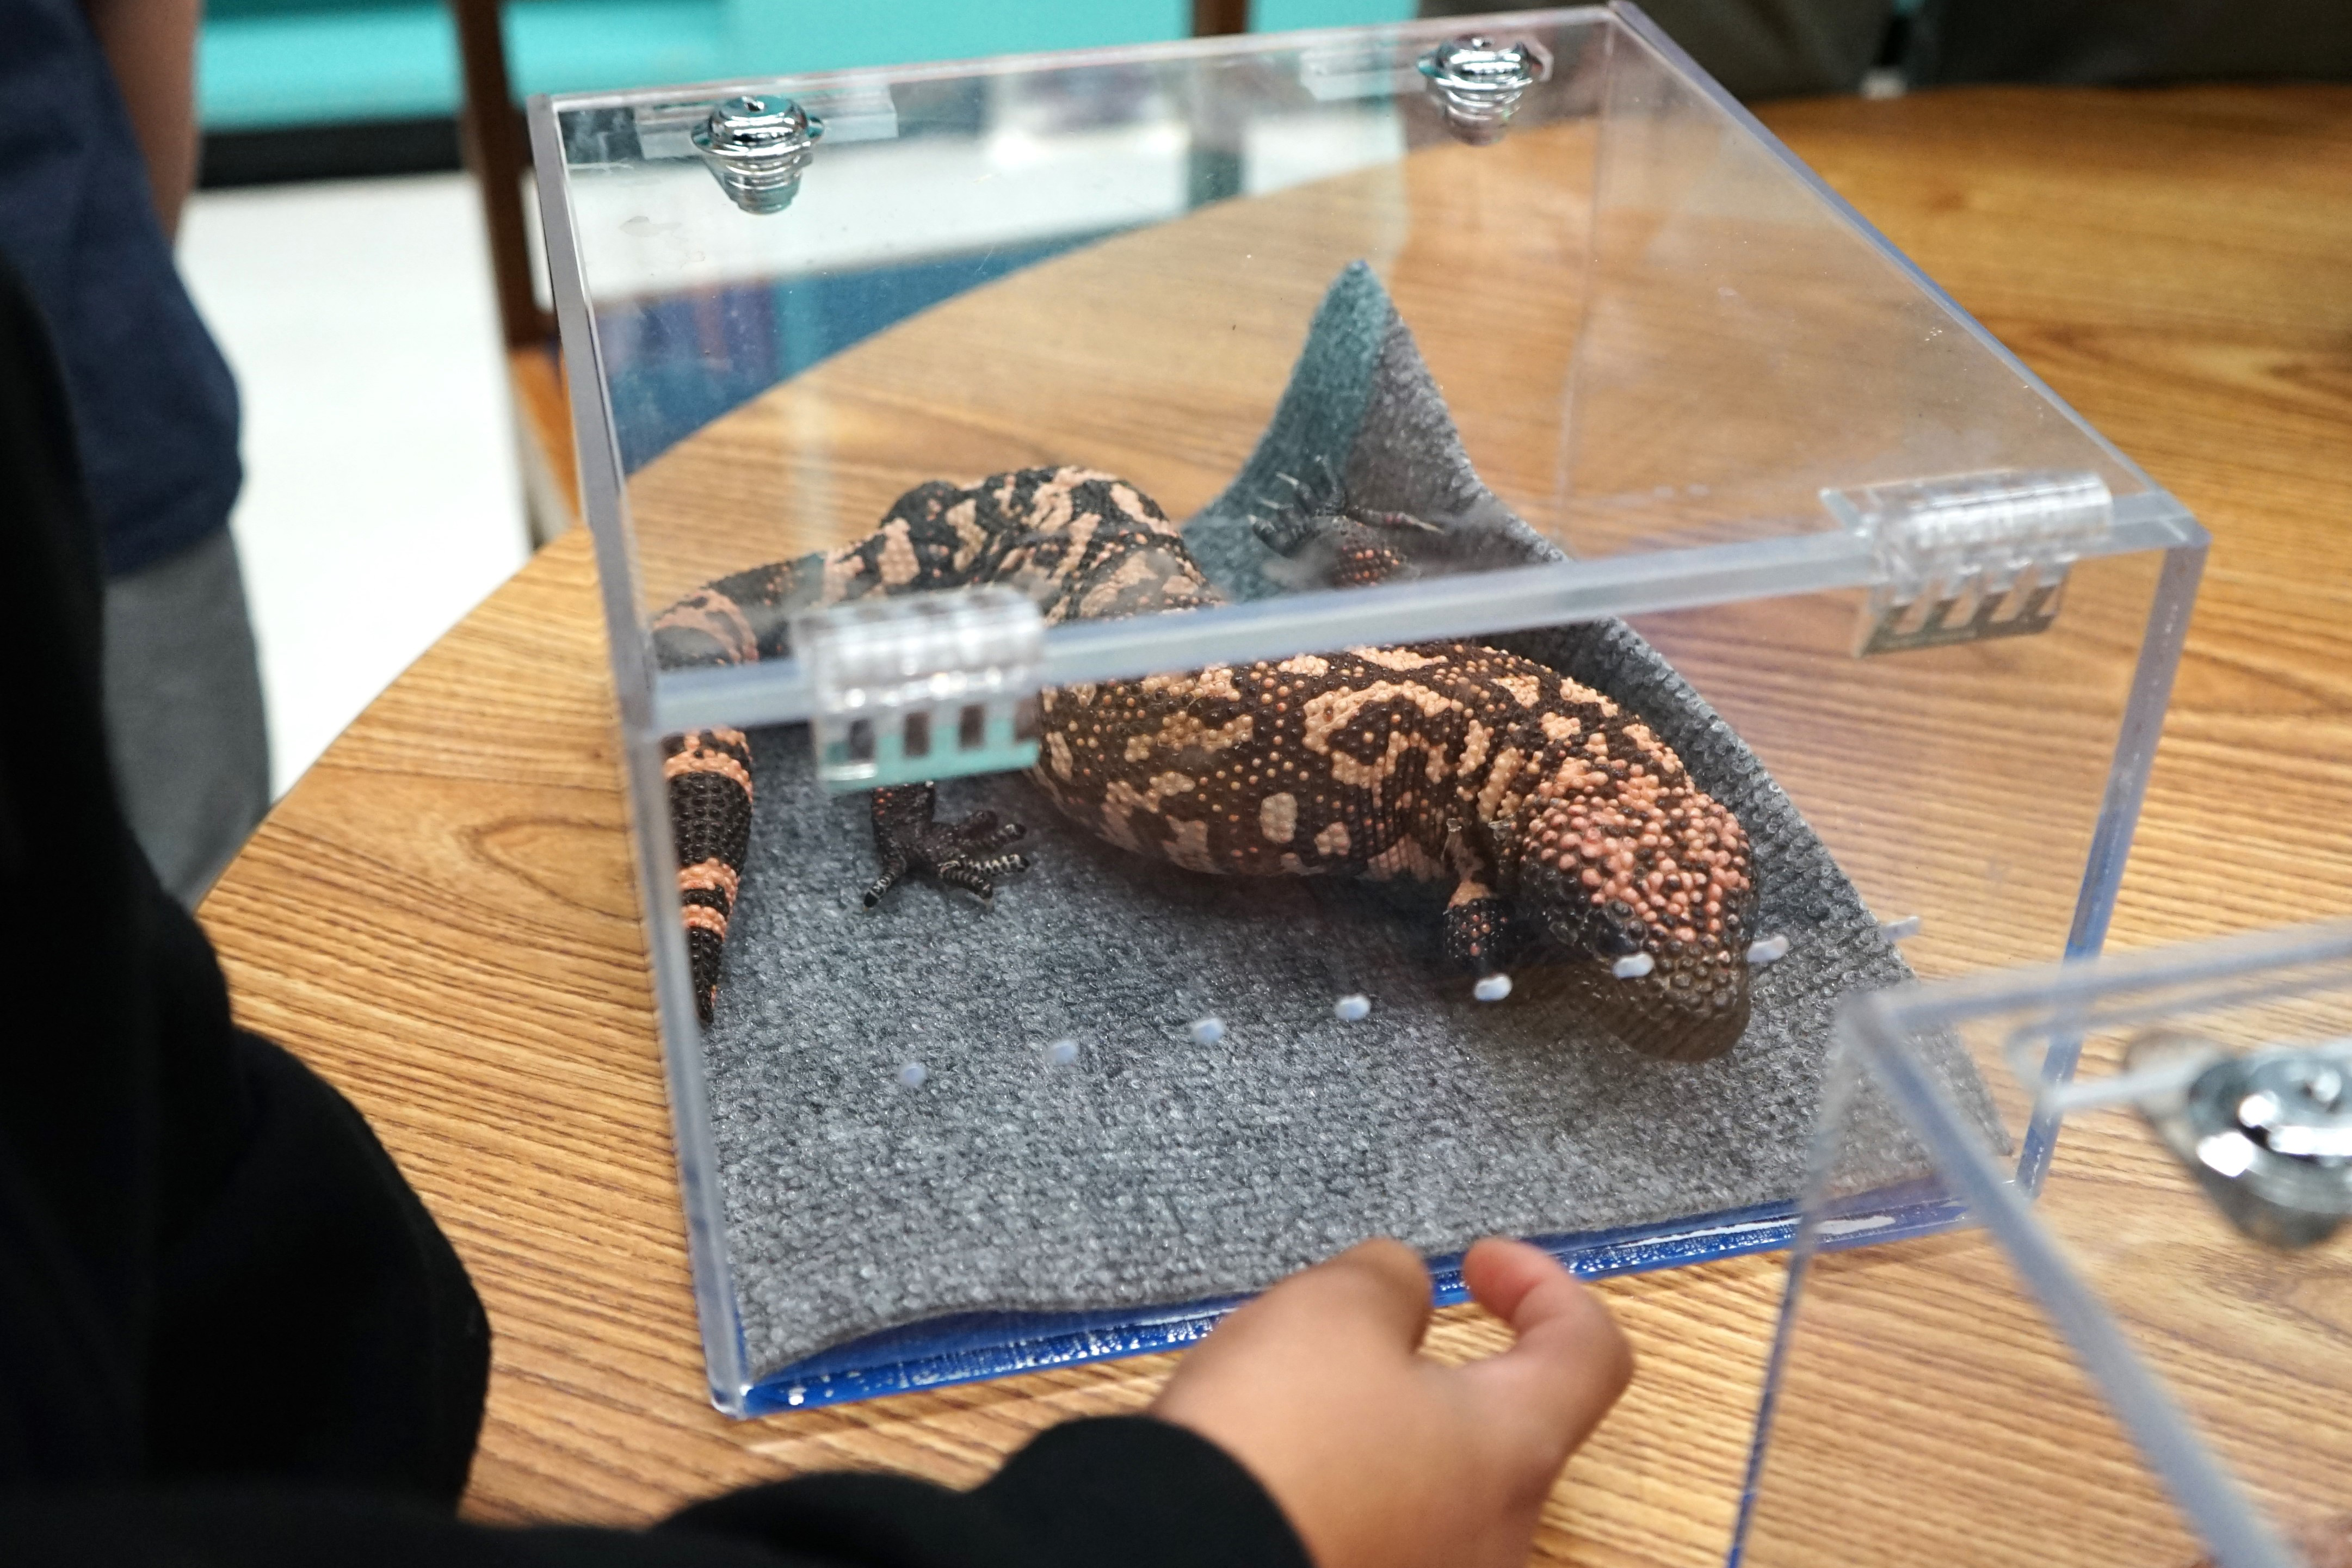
top-left (867, 783), bottom-right (1032, 909)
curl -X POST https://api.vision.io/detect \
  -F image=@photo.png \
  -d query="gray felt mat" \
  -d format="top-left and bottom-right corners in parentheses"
top-left (701, 262), bottom-right (1997, 1380)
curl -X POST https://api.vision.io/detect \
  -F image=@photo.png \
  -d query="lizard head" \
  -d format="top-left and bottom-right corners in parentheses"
top-left (1502, 747), bottom-right (1758, 1061)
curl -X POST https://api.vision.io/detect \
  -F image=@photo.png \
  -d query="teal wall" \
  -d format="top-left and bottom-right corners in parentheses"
top-left (198, 0), bottom-right (1419, 130)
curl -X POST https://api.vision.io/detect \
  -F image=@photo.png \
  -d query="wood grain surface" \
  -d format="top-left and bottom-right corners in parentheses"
top-left (199, 84), bottom-right (2352, 1565)
top-left (509, 341), bottom-right (581, 542)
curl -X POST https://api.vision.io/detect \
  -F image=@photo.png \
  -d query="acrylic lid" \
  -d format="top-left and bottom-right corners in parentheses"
top-left (529, 4), bottom-right (2198, 740)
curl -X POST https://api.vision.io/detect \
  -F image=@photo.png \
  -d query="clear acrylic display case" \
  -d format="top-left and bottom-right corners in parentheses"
top-left (1736, 922), bottom-right (2352, 1568)
top-left (529, 4), bottom-right (2210, 1415)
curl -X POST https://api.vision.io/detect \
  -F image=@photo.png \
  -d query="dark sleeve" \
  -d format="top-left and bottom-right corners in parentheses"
top-left (2, 1417), bottom-right (1309, 1568)
top-left (664, 1415), bottom-right (1312, 1568)
top-left (0, 252), bottom-right (1307, 1568)
top-left (0, 248), bottom-right (487, 1498)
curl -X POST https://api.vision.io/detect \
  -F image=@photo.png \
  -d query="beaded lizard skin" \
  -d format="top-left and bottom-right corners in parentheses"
top-left (652, 466), bottom-right (1758, 1060)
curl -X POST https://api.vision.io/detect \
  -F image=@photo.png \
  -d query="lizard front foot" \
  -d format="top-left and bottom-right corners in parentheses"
top-left (1442, 891), bottom-right (1518, 977)
top-left (863, 783), bottom-right (1030, 909)
top-left (1251, 461), bottom-right (1442, 590)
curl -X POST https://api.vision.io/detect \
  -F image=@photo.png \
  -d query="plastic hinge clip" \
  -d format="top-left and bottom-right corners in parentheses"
top-left (789, 585), bottom-right (1044, 793)
top-left (1825, 468), bottom-right (2113, 657)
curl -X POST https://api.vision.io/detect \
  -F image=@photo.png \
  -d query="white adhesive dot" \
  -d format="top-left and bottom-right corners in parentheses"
top-left (1190, 1016), bottom-right (1226, 1046)
top-left (896, 1061), bottom-right (928, 1089)
top-left (1879, 914), bottom-right (1923, 941)
top-left (1046, 1039), bottom-right (1079, 1066)
top-left (1612, 952), bottom-right (1656, 980)
top-left (1473, 973), bottom-right (1513, 1003)
top-left (1746, 934), bottom-right (1791, 966)
top-left (1334, 993), bottom-right (1372, 1022)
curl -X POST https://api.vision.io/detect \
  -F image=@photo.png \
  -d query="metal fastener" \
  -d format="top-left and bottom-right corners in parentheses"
top-left (2130, 1030), bottom-right (2352, 1249)
top-left (1417, 35), bottom-right (1550, 145)
top-left (691, 95), bottom-right (824, 214)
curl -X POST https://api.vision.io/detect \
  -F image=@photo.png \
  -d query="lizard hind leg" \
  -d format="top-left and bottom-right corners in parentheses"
top-left (864, 783), bottom-right (1033, 909)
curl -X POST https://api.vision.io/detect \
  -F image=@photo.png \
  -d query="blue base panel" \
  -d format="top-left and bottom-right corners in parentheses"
top-left (735, 1187), bottom-right (1967, 1415)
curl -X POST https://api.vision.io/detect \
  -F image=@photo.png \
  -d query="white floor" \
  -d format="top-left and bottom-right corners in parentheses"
top-left (178, 172), bottom-right (532, 797)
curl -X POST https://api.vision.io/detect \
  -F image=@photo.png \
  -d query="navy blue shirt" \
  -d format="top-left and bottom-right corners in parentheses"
top-left (0, 0), bottom-right (240, 578)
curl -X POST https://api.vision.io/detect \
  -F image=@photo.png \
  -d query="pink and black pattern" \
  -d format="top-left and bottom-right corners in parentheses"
top-left (650, 466), bottom-right (1759, 1058)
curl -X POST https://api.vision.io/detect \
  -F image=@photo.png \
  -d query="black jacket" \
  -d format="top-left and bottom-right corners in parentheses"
top-left (0, 257), bottom-right (1306, 1568)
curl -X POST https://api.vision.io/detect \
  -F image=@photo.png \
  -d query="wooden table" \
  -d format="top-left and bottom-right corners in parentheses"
top-left (200, 84), bottom-right (2352, 1565)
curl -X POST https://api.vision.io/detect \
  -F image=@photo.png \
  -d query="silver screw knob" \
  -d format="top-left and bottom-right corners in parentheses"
top-left (692, 95), bottom-right (825, 215)
top-left (2231, 1053), bottom-right (2352, 1160)
top-left (1417, 35), bottom-right (1550, 145)
top-left (2162, 1041), bottom-right (2352, 1248)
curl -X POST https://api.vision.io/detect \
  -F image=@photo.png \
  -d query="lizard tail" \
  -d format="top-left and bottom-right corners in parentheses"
top-left (650, 558), bottom-right (817, 1027)
top-left (643, 476), bottom-right (1003, 1026)
top-left (642, 466), bottom-right (1180, 1025)
top-left (663, 727), bottom-right (754, 1024)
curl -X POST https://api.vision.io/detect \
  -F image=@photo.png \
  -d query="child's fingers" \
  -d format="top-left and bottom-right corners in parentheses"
top-left (1323, 1236), bottom-right (1440, 1353)
top-left (1458, 1236), bottom-right (1566, 1324)
top-left (1458, 1238), bottom-right (1633, 1453)
top-left (1254, 1236), bottom-right (1436, 1356)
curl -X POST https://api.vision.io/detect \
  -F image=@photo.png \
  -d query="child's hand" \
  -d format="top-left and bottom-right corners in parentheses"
top-left (1152, 1237), bottom-right (1632, 1568)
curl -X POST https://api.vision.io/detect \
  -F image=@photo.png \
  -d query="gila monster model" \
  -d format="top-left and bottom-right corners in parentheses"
top-left (651, 466), bottom-right (1758, 1060)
